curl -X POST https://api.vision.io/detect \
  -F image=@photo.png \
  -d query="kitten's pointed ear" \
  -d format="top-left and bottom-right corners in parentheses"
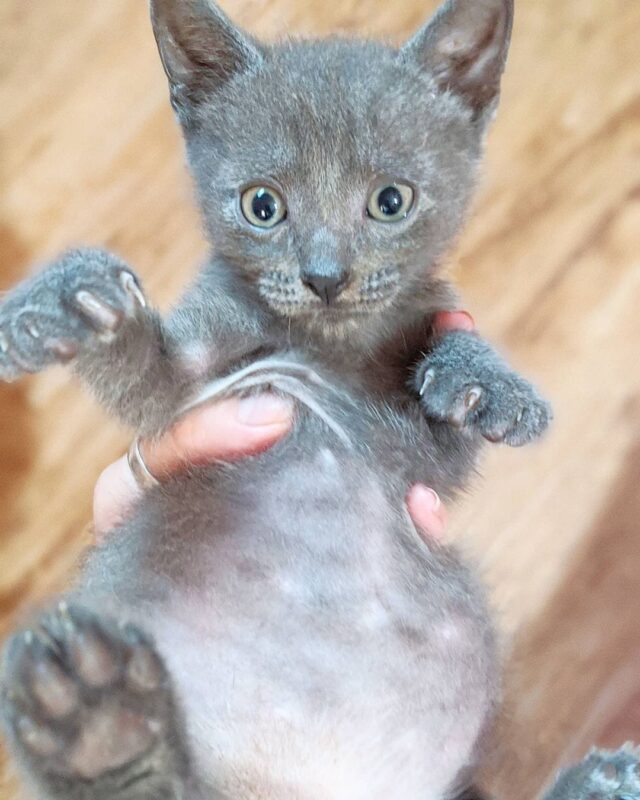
top-left (402, 0), bottom-right (513, 117)
top-left (150, 0), bottom-right (263, 119)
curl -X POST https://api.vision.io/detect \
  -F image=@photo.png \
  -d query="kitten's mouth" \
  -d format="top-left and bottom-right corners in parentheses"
top-left (258, 266), bottom-right (400, 317)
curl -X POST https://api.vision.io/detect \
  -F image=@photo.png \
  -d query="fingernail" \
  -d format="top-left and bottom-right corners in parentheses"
top-left (237, 394), bottom-right (294, 426)
top-left (414, 485), bottom-right (441, 511)
top-left (434, 309), bottom-right (476, 333)
top-left (457, 310), bottom-right (476, 330)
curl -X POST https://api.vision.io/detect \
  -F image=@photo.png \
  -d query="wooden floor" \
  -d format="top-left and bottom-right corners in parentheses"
top-left (0, 0), bottom-right (639, 797)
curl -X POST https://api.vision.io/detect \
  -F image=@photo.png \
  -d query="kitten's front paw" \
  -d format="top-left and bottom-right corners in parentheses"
top-left (1, 604), bottom-right (172, 782)
top-left (544, 746), bottom-right (640, 800)
top-left (0, 248), bottom-right (145, 381)
top-left (414, 331), bottom-right (552, 447)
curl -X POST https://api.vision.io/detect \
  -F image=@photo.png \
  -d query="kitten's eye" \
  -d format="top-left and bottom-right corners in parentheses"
top-left (241, 186), bottom-right (287, 229)
top-left (367, 183), bottom-right (414, 222)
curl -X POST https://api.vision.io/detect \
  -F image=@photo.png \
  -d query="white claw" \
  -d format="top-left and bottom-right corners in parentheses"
top-left (120, 271), bottom-right (146, 309)
top-left (75, 290), bottom-right (122, 333)
top-left (57, 600), bottom-right (75, 632)
top-left (0, 332), bottom-right (8, 353)
top-left (419, 368), bottom-right (435, 397)
top-left (464, 387), bottom-right (483, 410)
top-left (26, 321), bottom-right (40, 339)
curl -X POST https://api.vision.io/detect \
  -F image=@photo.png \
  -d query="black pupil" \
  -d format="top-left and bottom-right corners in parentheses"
top-left (252, 189), bottom-right (277, 222)
top-left (378, 186), bottom-right (403, 216)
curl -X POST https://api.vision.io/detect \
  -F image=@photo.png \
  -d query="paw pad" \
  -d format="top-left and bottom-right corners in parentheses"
top-left (1, 604), bottom-right (170, 781)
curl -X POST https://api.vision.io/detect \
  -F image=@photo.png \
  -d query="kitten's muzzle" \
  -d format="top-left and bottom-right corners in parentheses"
top-left (300, 262), bottom-right (350, 306)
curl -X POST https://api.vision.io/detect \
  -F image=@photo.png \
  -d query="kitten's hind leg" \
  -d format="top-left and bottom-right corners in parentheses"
top-left (543, 747), bottom-right (640, 800)
top-left (0, 248), bottom-right (189, 431)
top-left (1, 603), bottom-right (190, 800)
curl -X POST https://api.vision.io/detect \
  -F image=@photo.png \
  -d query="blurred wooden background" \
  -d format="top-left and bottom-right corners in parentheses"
top-left (0, 0), bottom-right (638, 797)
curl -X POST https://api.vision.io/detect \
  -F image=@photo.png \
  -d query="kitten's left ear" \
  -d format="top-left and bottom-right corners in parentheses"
top-left (402, 0), bottom-right (513, 118)
top-left (150, 0), bottom-right (264, 121)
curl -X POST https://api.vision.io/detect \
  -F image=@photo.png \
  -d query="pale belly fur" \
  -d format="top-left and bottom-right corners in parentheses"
top-left (81, 442), bottom-right (497, 800)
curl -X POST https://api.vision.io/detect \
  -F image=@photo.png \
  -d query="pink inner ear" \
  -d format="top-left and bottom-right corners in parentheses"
top-left (150, 0), bottom-right (263, 112)
top-left (436, 31), bottom-right (477, 57)
top-left (403, 0), bottom-right (513, 113)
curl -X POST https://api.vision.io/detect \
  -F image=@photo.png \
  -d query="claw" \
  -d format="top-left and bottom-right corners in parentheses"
top-left (419, 368), bottom-right (436, 397)
top-left (25, 321), bottom-right (40, 339)
top-left (120, 271), bottom-right (146, 309)
top-left (465, 387), bottom-right (483, 410)
top-left (445, 387), bottom-right (484, 428)
top-left (74, 290), bottom-right (123, 333)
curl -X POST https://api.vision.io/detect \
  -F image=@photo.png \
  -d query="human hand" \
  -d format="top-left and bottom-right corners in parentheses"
top-left (93, 310), bottom-right (474, 541)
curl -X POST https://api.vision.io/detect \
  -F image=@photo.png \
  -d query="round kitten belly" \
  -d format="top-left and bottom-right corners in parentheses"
top-left (150, 570), bottom-right (495, 800)
top-left (106, 449), bottom-right (497, 798)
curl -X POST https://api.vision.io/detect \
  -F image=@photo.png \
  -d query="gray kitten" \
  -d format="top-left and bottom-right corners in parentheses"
top-left (0, 1), bottom-right (635, 799)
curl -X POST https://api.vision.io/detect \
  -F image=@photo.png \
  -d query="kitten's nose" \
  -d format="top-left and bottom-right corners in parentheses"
top-left (301, 266), bottom-right (349, 305)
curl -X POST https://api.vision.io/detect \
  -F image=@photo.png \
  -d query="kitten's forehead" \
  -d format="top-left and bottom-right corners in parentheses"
top-left (202, 38), bottom-right (470, 184)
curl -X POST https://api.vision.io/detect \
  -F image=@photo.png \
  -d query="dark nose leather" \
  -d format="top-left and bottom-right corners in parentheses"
top-left (301, 268), bottom-right (348, 305)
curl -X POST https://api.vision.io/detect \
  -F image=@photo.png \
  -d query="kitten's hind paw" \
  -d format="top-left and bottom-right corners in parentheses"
top-left (544, 746), bottom-right (640, 800)
top-left (1, 603), bottom-right (183, 789)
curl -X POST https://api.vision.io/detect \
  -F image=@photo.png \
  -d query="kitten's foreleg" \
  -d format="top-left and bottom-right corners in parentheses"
top-left (1, 604), bottom-right (190, 800)
top-left (0, 248), bottom-right (190, 432)
top-left (414, 330), bottom-right (552, 447)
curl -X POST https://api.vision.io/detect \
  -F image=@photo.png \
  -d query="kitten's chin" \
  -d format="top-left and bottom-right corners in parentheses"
top-left (274, 299), bottom-right (400, 342)
top-left (268, 298), bottom-right (388, 318)
top-left (296, 311), bottom-right (372, 341)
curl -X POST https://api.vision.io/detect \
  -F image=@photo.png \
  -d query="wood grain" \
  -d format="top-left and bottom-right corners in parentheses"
top-left (0, 1), bottom-right (638, 798)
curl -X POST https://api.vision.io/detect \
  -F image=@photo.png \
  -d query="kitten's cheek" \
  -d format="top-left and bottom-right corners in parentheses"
top-left (406, 484), bottom-right (448, 542)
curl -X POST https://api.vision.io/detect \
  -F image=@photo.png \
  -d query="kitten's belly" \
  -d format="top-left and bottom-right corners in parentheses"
top-left (154, 596), bottom-right (492, 800)
top-left (116, 449), bottom-right (497, 800)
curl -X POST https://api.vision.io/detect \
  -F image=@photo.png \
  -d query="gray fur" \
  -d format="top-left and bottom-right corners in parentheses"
top-left (0, 1), bottom-right (616, 799)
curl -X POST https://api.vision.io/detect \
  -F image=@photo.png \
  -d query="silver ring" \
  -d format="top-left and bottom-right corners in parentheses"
top-left (127, 437), bottom-right (160, 490)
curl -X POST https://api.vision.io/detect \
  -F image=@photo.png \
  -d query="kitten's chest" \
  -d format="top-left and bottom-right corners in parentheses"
top-left (301, 318), bottom-right (432, 400)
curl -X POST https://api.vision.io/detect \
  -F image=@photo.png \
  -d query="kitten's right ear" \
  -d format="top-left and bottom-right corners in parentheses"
top-left (150, 0), bottom-right (264, 121)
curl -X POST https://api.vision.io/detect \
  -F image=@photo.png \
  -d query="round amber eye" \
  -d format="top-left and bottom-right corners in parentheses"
top-left (367, 183), bottom-right (414, 222)
top-left (241, 186), bottom-right (287, 228)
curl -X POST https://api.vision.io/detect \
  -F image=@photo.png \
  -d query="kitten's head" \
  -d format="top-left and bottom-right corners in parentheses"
top-left (151, 0), bottom-right (513, 329)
